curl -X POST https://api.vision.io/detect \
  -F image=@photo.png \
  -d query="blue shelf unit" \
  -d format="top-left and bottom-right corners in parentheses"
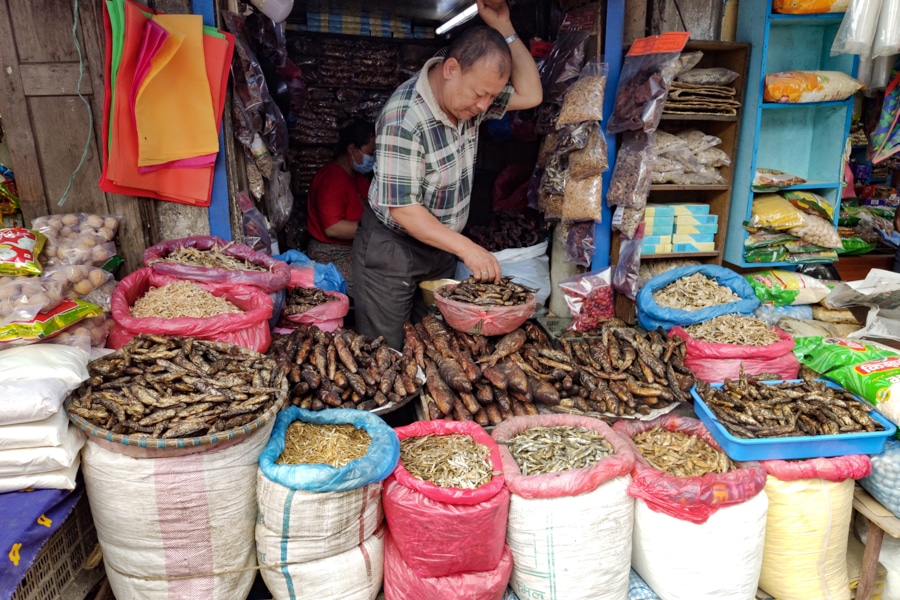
top-left (726, 0), bottom-right (857, 268)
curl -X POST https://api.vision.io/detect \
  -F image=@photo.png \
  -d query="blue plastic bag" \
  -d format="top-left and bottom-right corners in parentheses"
top-left (637, 265), bottom-right (760, 332)
top-left (259, 407), bottom-right (400, 493)
top-left (274, 250), bottom-right (348, 294)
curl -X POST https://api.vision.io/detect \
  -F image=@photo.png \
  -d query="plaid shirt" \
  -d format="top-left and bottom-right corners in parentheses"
top-left (369, 57), bottom-right (513, 233)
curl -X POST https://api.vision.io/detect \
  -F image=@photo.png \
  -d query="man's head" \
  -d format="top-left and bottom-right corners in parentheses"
top-left (438, 26), bottom-right (512, 122)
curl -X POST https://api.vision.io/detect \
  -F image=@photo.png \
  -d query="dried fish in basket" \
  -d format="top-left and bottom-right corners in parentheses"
top-left (283, 287), bottom-right (338, 316)
top-left (683, 314), bottom-right (781, 346)
top-left (653, 272), bottom-right (741, 311)
top-left (277, 421), bottom-right (371, 467)
top-left (64, 334), bottom-right (288, 442)
top-left (632, 425), bottom-right (735, 477)
top-left (501, 426), bottom-right (615, 475)
top-left (400, 434), bottom-right (494, 489)
top-left (437, 276), bottom-right (536, 307)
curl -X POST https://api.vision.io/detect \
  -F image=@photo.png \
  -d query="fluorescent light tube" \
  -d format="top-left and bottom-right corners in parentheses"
top-left (436, 3), bottom-right (478, 35)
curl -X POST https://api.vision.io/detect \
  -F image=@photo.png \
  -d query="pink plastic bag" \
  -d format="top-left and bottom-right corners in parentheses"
top-left (613, 414), bottom-right (767, 524)
top-left (383, 529), bottom-right (512, 600)
top-left (281, 288), bottom-right (349, 333)
top-left (669, 326), bottom-right (800, 382)
top-left (384, 420), bottom-right (510, 578)
top-left (143, 235), bottom-right (290, 293)
top-left (434, 286), bottom-right (535, 337)
top-left (762, 455), bottom-right (871, 482)
top-left (492, 414), bottom-right (636, 499)
top-left (108, 268), bottom-right (273, 353)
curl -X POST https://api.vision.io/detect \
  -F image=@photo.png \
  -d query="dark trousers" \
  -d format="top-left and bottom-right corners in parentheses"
top-left (351, 206), bottom-right (456, 350)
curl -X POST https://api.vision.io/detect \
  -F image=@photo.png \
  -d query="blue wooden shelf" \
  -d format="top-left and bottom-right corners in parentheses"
top-left (778, 181), bottom-right (843, 191)
top-left (762, 99), bottom-right (853, 110)
top-left (768, 14), bottom-right (846, 25)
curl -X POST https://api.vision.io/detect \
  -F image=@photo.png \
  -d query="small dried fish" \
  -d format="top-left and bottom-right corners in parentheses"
top-left (683, 314), bottom-right (781, 346)
top-left (653, 273), bottom-right (741, 312)
top-left (283, 287), bottom-right (338, 316)
top-left (501, 426), bottom-right (614, 475)
top-left (150, 244), bottom-right (268, 271)
top-left (277, 421), bottom-right (371, 467)
top-left (439, 276), bottom-right (535, 307)
top-left (131, 280), bottom-right (241, 319)
top-left (633, 426), bottom-right (734, 477)
top-left (400, 434), bottom-right (494, 489)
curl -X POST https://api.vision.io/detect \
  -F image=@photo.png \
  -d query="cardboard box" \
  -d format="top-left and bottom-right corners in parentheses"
top-left (675, 214), bottom-right (719, 225)
top-left (642, 235), bottom-right (673, 245)
top-left (673, 242), bottom-right (716, 253)
top-left (671, 203), bottom-right (711, 215)
top-left (675, 224), bottom-right (719, 235)
top-left (644, 204), bottom-right (676, 217)
top-left (641, 244), bottom-right (674, 255)
top-left (645, 224), bottom-right (675, 236)
top-left (673, 233), bottom-right (716, 244)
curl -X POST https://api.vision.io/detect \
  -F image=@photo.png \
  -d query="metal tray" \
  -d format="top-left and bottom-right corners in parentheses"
top-left (690, 379), bottom-right (897, 461)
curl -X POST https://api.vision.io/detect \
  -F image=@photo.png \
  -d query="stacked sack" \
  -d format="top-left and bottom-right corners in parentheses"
top-left (384, 420), bottom-right (512, 600)
top-left (0, 344), bottom-right (89, 492)
top-left (492, 415), bottom-right (636, 600)
top-left (256, 408), bottom-right (399, 600)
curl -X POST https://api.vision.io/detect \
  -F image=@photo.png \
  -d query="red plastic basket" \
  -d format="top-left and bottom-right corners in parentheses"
top-left (433, 284), bottom-right (535, 336)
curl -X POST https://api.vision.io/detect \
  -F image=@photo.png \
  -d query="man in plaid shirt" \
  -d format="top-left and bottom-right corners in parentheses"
top-left (351, 0), bottom-right (542, 349)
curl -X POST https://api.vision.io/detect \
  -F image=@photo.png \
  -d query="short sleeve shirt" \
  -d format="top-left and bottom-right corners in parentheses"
top-left (307, 162), bottom-right (370, 246)
top-left (369, 57), bottom-right (514, 233)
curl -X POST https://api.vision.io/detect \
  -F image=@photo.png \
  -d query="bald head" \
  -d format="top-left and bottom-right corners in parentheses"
top-left (447, 25), bottom-right (512, 79)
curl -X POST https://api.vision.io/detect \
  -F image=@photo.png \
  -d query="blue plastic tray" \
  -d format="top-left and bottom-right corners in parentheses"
top-left (690, 379), bottom-right (896, 461)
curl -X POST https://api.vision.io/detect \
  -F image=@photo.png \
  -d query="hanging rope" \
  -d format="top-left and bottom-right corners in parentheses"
top-left (59, 0), bottom-right (94, 207)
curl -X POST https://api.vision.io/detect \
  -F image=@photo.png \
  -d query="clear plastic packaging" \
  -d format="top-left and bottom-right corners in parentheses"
top-left (555, 122), bottom-right (594, 154)
top-left (677, 129), bottom-right (723, 154)
top-left (613, 223), bottom-right (644, 300)
top-left (564, 221), bottom-right (596, 267)
top-left (567, 128), bottom-right (609, 179)
top-left (0, 228), bottom-right (45, 276)
top-left (608, 40), bottom-right (684, 133)
top-left (541, 154), bottom-right (569, 196)
top-left (562, 174), bottom-right (604, 222)
top-left (32, 213), bottom-right (122, 245)
top-left (787, 213), bottom-right (844, 248)
top-left (607, 131), bottom-right (656, 208)
top-left (559, 268), bottom-right (615, 331)
top-left (832, 0), bottom-right (883, 56)
top-left (539, 31), bottom-right (591, 105)
top-left (677, 68), bottom-right (740, 86)
top-left (875, 0), bottom-right (900, 57)
top-left (556, 62), bottom-right (609, 126)
top-left (238, 192), bottom-right (272, 255)
top-left (0, 276), bottom-right (64, 325)
top-left (612, 206), bottom-right (646, 238)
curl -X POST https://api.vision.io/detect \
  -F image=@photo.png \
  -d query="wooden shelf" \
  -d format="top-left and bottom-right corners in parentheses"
top-left (650, 184), bottom-right (730, 191)
top-left (762, 99), bottom-right (853, 110)
top-left (641, 252), bottom-right (720, 259)
top-left (660, 114), bottom-right (739, 122)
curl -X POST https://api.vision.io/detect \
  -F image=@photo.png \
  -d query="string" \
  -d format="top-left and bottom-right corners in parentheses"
top-left (59, 0), bottom-right (94, 207)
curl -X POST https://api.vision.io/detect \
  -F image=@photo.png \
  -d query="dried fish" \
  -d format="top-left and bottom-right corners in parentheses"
top-left (501, 426), bottom-right (614, 475)
top-left (283, 287), bottom-right (338, 316)
top-left (652, 273), bottom-right (741, 311)
top-left (277, 421), bottom-right (371, 467)
top-left (633, 426), bottom-right (734, 477)
top-left (400, 434), bottom-right (494, 489)
top-left (131, 280), bottom-right (242, 319)
top-left (149, 244), bottom-right (268, 271)
top-left (683, 314), bottom-right (781, 346)
top-left (438, 276), bottom-right (535, 307)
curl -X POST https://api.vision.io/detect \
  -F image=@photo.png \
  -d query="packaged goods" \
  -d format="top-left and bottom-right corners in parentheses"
top-left (676, 67), bottom-right (740, 85)
top-left (752, 168), bottom-right (806, 191)
top-left (32, 213), bottom-right (121, 244)
top-left (44, 265), bottom-right (115, 311)
top-left (558, 268), bottom-right (615, 331)
top-left (0, 298), bottom-right (102, 346)
top-left (0, 379), bottom-right (72, 426)
top-left (0, 425), bottom-right (84, 476)
top-left (556, 62), bottom-right (607, 126)
top-left (828, 357), bottom-right (900, 424)
top-left (0, 343), bottom-right (89, 386)
top-left (0, 410), bottom-right (70, 450)
top-left (0, 228), bottom-right (45, 276)
top-left (744, 247), bottom-right (789, 263)
top-left (51, 314), bottom-right (109, 349)
top-left (754, 304), bottom-right (813, 326)
top-left (773, 0), bottom-right (850, 13)
top-left (782, 190), bottom-right (835, 220)
top-left (494, 415), bottom-right (636, 600)
top-left (745, 269), bottom-right (830, 305)
top-left (749, 194), bottom-right (807, 229)
top-left (788, 213), bottom-right (843, 248)
top-left (794, 337), bottom-right (898, 374)
top-left (0, 276), bottom-right (64, 323)
top-left (758, 456), bottom-right (870, 600)
top-left (607, 131), bottom-right (655, 208)
top-left (764, 70), bottom-right (862, 103)
top-left (567, 129), bottom-right (609, 180)
top-left (562, 174), bottom-right (604, 222)
top-left (0, 457), bottom-right (80, 494)
top-left (811, 305), bottom-right (860, 324)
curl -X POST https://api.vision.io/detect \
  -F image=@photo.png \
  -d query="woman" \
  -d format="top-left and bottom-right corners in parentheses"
top-left (306, 118), bottom-right (375, 291)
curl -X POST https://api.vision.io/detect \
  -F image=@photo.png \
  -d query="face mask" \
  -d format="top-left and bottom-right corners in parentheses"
top-left (352, 151), bottom-right (375, 174)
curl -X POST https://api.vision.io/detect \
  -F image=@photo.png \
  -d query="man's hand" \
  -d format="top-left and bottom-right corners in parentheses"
top-left (460, 246), bottom-right (502, 283)
top-left (477, 0), bottom-right (513, 36)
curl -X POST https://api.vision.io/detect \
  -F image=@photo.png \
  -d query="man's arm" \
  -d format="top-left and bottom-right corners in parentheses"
top-left (478, 0), bottom-right (542, 111)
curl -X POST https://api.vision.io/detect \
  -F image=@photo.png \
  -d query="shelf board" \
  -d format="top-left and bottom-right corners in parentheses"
top-left (660, 113), bottom-right (739, 122)
top-left (740, 259), bottom-right (835, 268)
top-left (651, 184), bottom-right (729, 191)
top-left (768, 13), bottom-right (846, 25)
top-left (753, 180), bottom-right (842, 191)
top-left (762, 99), bottom-right (853, 109)
top-left (641, 252), bottom-right (720, 259)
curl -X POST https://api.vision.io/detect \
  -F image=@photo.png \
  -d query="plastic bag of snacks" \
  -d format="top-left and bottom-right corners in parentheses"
top-left (827, 356), bottom-right (900, 424)
top-left (773, 0), bottom-right (849, 13)
top-left (50, 315), bottom-right (109, 350)
top-left (781, 190), bottom-right (835, 220)
top-left (0, 276), bottom-right (64, 324)
top-left (0, 298), bottom-right (102, 346)
top-left (0, 228), bottom-right (45, 276)
top-left (748, 194), bottom-right (807, 229)
top-left (556, 61), bottom-right (608, 126)
top-left (793, 336), bottom-right (898, 374)
top-left (764, 70), bottom-right (862, 103)
top-left (44, 265), bottom-right (115, 311)
top-left (558, 268), bottom-right (615, 331)
top-left (745, 270), bottom-right (830, 306)
top-left (33, 213), bottom-right (121, 269)
top-left (752, 168), bottom-right (806, 191)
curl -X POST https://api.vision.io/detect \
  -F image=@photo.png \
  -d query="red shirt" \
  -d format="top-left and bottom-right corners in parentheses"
top-left (307, 162), bottom-right (370, 245)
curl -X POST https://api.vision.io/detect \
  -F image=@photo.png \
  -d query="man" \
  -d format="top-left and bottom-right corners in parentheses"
top-left (351, 0), bottom-right (542, 349)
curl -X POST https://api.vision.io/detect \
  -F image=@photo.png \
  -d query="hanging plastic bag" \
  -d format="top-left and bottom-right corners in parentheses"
top-left (562, 173), bottom-right (604, 222)
top-left (567, 128), bottom-right (609, 179)
top-left (832, 0), bottom-right (884, 56)
top-left (539, 31), bottom-right (591, 105)
top-left (607, 131), bottom-right (656, 208)
top-left (559, 268), bottom-right (615, 331)
top-left (556, 62), bottom-right (608, 126)
top-left (613, 223), bottom-right (644, 300)
top-left (564, 221), bottom-right (595, 267)
top-left (237, 192), bottom-right (272, 254)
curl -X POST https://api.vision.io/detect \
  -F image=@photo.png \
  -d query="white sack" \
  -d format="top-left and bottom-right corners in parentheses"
top-left (0, 409), bottom-right (70, 450)
top-left (0, 455), bottom-right (80, 493)
top-left (0, 379), bottom-right (71, 426)
top-left (0, 343), bottom-right (89, 385)
top-left (0, 425), bottom-right (84, 476)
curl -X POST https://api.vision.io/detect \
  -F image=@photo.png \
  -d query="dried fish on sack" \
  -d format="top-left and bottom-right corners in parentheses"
top-left (614, 415), bottom-right (769, 600)
top-left (758, 456), bottom-right (871, 600)
top-left (435, 277), bottom-right (536, 336)
top-left (279, 287), bottom-right (349, 332)
top-left (669, 318), bottom-right (800, 382)
top-left (637, 265), bottom-right (759, 332)
top-left (493, 415), bottom-right (636, 600)
top-left (143, 235), bottom-right (291, 293)
top-left (256, 408), bottom-right (398, 596)
top-left (108, 269), bottom-right (274, 353)
top-left (383, 420), bottom-right (509, 579)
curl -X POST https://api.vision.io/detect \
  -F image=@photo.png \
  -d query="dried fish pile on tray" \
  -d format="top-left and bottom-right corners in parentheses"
top-left (407, 315), bottom-right (698, 425)
top-left (633, 426), bottom-right (735, 476)
top-left (277, 421), bottom-right (371, 467)
top-left (64, 334), bottom-right (288, 438)
top-left (697, 376), bottom-right (884, 439)
top-left (438, 277), bottom-right (534, 306)
top-left (400, 433), bottom-right (494, 489)
top-left (268, 325), bottom-right (422, 412)
top-left (653, 272), bottom-right (741, 311)
top-left (131, 280), bottom-right (242, 318)
top-left (283, 287), bottom-right (338, 316)
top-left (683, 314), bottom-right (781, 346)
top-left (501, 426), bottom-right (614, 475)
top-left (147, 244), bottom-right (268, 271)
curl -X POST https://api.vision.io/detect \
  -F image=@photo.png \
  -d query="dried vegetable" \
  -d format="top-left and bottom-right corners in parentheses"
top-left (148, 244), bottom-right (268, 271)
top-left (633, 426), bottom-right (734, 476)
top-left (438, 277), bottom-right (535, 307)
top-left (400, 433), bottom-right (494, 489)
top-left (683, 314), bottom-right (782, 346)
top-left (501, 425), bottom-right (614, 475)
top-left (131, 280), bottom-right (242, 319)
top-left (652, 272), bottom-right (741, 311)
top-left (283, 287), bottom-right (338, 316)
top-left (277, 421), bottom-right (371, 467)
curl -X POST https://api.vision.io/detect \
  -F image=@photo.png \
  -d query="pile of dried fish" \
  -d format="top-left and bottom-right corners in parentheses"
top-left (683, 314), bottom-right (781, 346)
top-left (400, 433), bottom-right (493, 489)
top-left (501, 426), bottom-right (614, 475)
top-left (633, 426), bottom-right (734, 476)
top-left (464, 210), bottom-right (545, 252)
top-left (283, 287), bottom-right (338, 316)
top-left (131, 280), bottom-right (242, 319)
top-left (268, 325), bottom-right (422, 412)
top-left (64, 335), bottom-right (287, 438)
top-left (653, 273), bottom-right (741, 311)
top-left (697, 375), bottom-right (884, 439)
top-left (277, 421), bottom-right (371, 467)
top-left (149, 244), bottom-right (268, 271)
top-left (407, 315), bottom-right (698, 426)
top-left (437, 277), bottom-right (535, 306)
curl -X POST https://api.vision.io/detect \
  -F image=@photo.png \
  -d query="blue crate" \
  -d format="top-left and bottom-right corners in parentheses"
top-left (690, 379), bottom-right (896, 461)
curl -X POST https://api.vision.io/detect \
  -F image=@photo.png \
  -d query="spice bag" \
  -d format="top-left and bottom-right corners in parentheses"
top-left (108, 268), bottom-right (273, 353)
top-left (383, 529), bottom-right (513, 600)
top-left (384, 420), bottom-right (510, 578)
top-left (668, 326), bottom-right (800, 382)
top-left (493, 415), bottom-right (637, 600)
top-left (861, 437), bottom-right (900, 519)
top-left (757, 455), bottom-right (871, 600)
top-left (614, 415), bottom-right (769, 600)
top-left (81, 421), bottom-right (273, 600)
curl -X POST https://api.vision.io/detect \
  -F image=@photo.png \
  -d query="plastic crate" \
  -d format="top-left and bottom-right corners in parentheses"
top-left (12, 493), bottom-right (99, 600)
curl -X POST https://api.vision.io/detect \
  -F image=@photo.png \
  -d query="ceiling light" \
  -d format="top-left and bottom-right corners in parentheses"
top-left (436, 3), bottom-right (478, 35)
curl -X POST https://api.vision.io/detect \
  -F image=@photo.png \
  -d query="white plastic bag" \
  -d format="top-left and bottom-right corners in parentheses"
top-left (0, 425), bottom-right (84, 476)
top-left (875, 0), bottom-right (900, 56)
top-left (0, 456), bottom-right (80, 493)
top-left (455, 241), bottom-right (551, 305)
top-left (0, 343), bottom-right (89, 386)
top-left (832, 0), bottom-right (883, 56)
top-left (0, 410), bottom-right (70, 450)
top-left (0, 379), bottom-right (71, 426)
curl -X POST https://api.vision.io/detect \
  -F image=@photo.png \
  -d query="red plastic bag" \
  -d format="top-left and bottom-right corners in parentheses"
top-left (669, 326), bottom-right (800, 382)
top-left (281, 288), bottom-right (349, 333)
top-left (143, 235), bottom-right (291, 293)
top-left (492, 414), bottom-right (636, 499)
top-left (613, 414), bottom-right (767, 524)
top-left (434, 286), bottom-right (535, 337)
top-left (383, 529), bottom-right (512, 600)
top-left (384, 420), bottom-right (510, 578)
top-left (108, 268), bottom-right (273, 353)
top-left (762, 455), bottom-right (871, 482)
